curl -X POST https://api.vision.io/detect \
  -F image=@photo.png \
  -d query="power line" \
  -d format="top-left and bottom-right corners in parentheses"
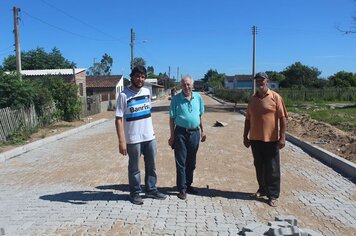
top-left (22, 10), bottom-right (122, 42)
top-left (39, 0), bottom-right (125, 43)
top-left (0, 50), bottom-right (14, 56)
top-left (0, 46), bottom-right (13, 52)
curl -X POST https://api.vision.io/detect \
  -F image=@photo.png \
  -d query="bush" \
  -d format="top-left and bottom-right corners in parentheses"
top-left (214, 88), bottom-right (252, 103)
top-left (38, 76), bottom-right (81, 121)
top-left (0, 72), bottom-right (37, 109)
top-left (0, 72), bottom-right (81, 122)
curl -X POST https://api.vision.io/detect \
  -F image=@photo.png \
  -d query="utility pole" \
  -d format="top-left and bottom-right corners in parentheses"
top-left (252, 25), bottom-right (257, 94)
top-left (13, 6), bottom-right (21, 76)
top-left (167, 66), bottom-right (171, 90)
top-left (130, 28), bottom-right (135, 70)
top-left (176, 67), bottom-right (179, 82)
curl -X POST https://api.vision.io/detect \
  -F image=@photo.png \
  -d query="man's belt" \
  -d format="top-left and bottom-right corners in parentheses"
top-left (176, 126), bottom-right (199, 132)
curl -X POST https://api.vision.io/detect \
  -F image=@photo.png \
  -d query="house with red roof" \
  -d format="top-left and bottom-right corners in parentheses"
top-left (86, 75), bottom-right (124, 110)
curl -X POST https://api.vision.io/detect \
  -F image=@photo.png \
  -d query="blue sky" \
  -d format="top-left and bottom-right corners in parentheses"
top-left (1, 0), bottom-right (355, 80)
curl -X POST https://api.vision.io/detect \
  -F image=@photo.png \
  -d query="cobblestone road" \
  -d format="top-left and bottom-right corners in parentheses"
top-left (0, 94), bottom-right (355, 235)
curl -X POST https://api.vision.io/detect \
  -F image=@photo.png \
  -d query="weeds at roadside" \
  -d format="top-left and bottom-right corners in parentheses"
top-left (287, 105), bottom-right (356, 133)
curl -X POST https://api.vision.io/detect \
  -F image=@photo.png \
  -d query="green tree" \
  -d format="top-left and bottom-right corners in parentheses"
top-left (2, 47), bottom-right (75, 71)
top-left (203, 69), bottom-right (219, 83)
top-left (209, 73), bottom-right (225, 89)
top-left (147, 66), bottom-right (154, 75)
top-left (203, 69), bottom-right (225, 89)
top-left (312, 79), bottom-right (330, 88)
top-left (133, 57), bottom-right (146, 68)
top-left (281, 62), bottom-right (321, 88)
top-left (0, 71), bottom-right (80, 122)
top-left (265, 71), bottom-right (285, 83)
top-left (329, 71), bottom-right (356, 87)
top-left (41, 76), bottom-right (81, 121)
top-left (87, 53), bottom-right (113, 76)
top-left (0, 72), bottom-right (36, 109)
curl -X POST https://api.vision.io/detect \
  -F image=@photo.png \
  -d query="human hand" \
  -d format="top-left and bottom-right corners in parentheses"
top-left (278, 139), bottom-right (285, 149)
top-left (201, 133), bottom-right (206, 142)
top-left (119, 142), bottom-right (127, 156)
top-left (243, 137), bottom-right (250, 148)
top-left (168, 137), bottom-right (175, 149)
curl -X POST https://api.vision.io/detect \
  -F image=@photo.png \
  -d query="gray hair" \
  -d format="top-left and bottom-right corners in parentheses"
top-left (180, 75), bottom-right (194, 85)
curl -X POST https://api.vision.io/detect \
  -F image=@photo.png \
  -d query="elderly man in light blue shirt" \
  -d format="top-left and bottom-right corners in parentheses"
top-left (168, 75), bottom-right (206, 200)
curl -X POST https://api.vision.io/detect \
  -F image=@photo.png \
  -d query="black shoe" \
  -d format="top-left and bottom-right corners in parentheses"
top-left (145, 190), bottom-right (167, 200)
top-left (186, 186), bottom-right (198, 194)
top-left (177, 191), bottom-right (186, 200)
top-left (249, 191), bottom-right (266, 199)
top-left (129, 193), bottom-right (143, 205)
top-left (268, 198), bottom-right (278, 207)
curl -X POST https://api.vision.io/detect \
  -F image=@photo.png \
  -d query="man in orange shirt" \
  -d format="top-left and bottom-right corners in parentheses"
top-left (243, 72), bottom-right (287, 207)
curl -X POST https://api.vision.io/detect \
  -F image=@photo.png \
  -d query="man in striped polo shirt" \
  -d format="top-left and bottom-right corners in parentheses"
top-left (115, 66), bottom-right (166, 205)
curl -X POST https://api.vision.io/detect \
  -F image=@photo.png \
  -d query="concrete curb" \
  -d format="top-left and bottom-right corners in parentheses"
top-left (0, 119), bottom-right (108, 162)
top-left (286, 132), bottom-right (356, 181)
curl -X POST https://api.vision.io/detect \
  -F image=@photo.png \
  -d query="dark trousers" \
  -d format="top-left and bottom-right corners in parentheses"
top-left (250, 140), bottom-right (281, 199)
top-left (174, 126), bottom-right (200, 192)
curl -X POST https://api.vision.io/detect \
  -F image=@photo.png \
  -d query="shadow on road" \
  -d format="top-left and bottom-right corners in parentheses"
top-left (96, 184), bottom-right (255, 201)
top-left (39, 190), bottom-right (128, 204)
top-left (40, 185), bottom-right (266, 204)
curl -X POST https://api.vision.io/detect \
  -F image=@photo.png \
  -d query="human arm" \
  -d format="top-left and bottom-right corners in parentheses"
top-left (115, 117), bottom-right (127, 155)
top-left (199, 116), bottom-right (206, 142)
top-left (278, 116), bottom-right (287, 149)
top-left (168, 117), bottom-right (175, 148)
top-left (243, 119), bottom-right (251, 148)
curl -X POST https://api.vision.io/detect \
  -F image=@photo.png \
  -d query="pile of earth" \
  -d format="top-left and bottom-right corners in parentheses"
top-left (287, 112), bottom-right (356, 163)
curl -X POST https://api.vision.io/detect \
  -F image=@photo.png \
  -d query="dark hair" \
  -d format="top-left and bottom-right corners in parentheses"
top-left (130, 65), bottom-right (147, 77)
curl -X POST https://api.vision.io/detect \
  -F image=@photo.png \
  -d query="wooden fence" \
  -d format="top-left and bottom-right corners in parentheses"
top-left (0, 95), bottom-right (102, 141)
top-left (0, 104), bottom-right (55, 142)
top-left (80, 94), bottom-right (101, 118)
top-left (0, 105), bottom-right (38, 141)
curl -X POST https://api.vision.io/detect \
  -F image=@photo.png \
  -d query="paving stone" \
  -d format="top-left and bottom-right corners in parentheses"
top-left (275, 215), bottom-right (298, 226)
top-left (0, 98), bottom-right (355, 235)
top-left (268, 220), bottom-right (292, 228)
top-left (300, 228), bottom-right (324, 236)
top-left (268, 226), bottom-right (301, 236)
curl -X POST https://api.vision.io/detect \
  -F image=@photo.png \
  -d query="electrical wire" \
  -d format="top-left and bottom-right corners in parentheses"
top-left (0, 46), bottom-right (13, 53)
top-left (22, 10), bottom-right (122, 42)
top-left (39, 0), bottom-right (125, 43)
top-left (0, 51), bottom-right (14, 56)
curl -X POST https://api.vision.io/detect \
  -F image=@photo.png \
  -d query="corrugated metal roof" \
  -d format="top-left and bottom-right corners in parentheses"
top-left (21, 68), bottom-right (86, 76)
top-left (86, 75), bottom-right (123, 88)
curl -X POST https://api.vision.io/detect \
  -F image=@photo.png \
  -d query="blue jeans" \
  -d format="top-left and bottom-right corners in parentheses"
top-left (174, 126), bottom-right (200, 192)
top-left (127, 139), bottom-right (157, 194)
top-left (250, 140), bottom-right (281, 199)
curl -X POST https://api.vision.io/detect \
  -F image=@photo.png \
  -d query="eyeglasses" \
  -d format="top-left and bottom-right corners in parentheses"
top-left (188, 102), bottom-right (192, 113)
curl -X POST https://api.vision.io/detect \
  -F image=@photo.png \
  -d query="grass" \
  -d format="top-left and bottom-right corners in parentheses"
top-left (48, 124), bottom-right (73, 129)
top-left (287, 104), bottom-right (356, 132)
top-left (0, 127), bottom-right (39, 145)
top-left (0, 123), bottom-right (74, 147)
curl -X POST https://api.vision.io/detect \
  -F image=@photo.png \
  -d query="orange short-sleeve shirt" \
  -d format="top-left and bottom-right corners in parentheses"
top-left (246, 89), bottom-right (287, 142)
